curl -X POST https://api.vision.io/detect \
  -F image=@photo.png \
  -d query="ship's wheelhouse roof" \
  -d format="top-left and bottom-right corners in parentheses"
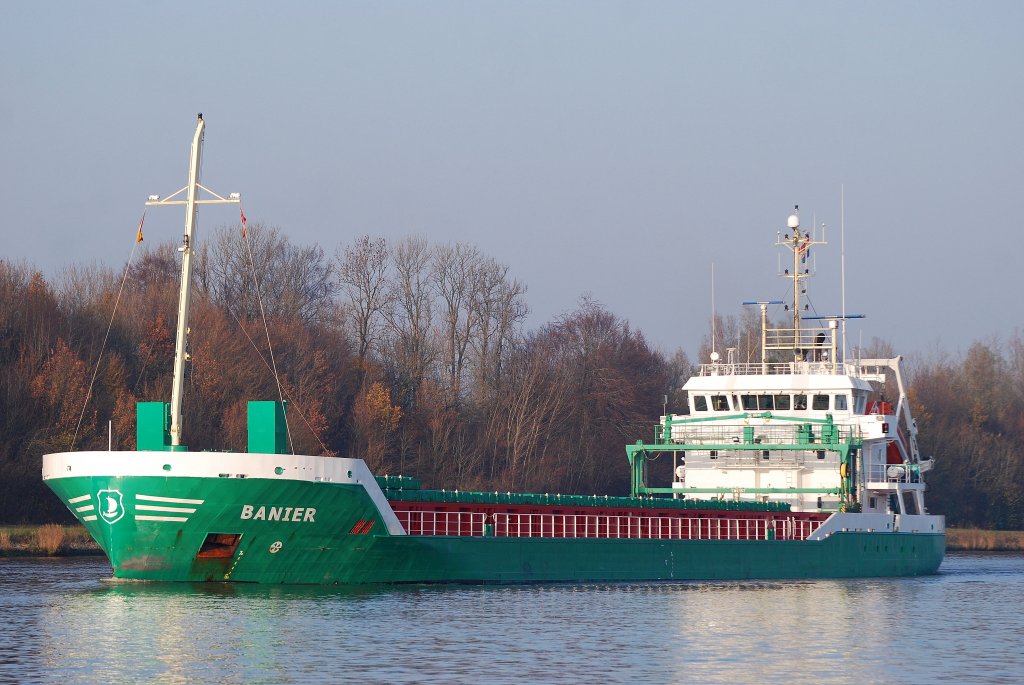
top-left (683, 372), bottom-right (872, 394)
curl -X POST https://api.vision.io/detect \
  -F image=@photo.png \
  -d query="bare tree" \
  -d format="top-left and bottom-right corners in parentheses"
top-left (484, 343), bottom-right (570, 491)
top-left (468, 256), bottom-right (528, 401)
top-left (697, 308), bottom-right (761, 365)
top-left (55, 262), bottom-right (118, 315)
top-left (432, 243), bottom-right (481, 406)
top-left (335, 235), bottom-right (390, 363)
top-left (383, 236), bottom-right (436, 403)
top-left (200, 223), bottom-right (337, 325)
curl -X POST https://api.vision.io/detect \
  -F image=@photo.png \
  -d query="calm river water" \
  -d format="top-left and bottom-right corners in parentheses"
top-left (1, 553), bottom-right (1021, 684)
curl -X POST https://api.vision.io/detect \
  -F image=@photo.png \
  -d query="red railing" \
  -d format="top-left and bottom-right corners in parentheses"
top-left (393, 510), bottom-right (823, 541)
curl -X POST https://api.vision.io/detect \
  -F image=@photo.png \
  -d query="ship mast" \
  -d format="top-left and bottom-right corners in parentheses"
top-left (777, 206), bottom-right (825, 359)
top-left (146, 114), bottom-right (240, 447)
top-left (788, 208), bottom-right (804, 340)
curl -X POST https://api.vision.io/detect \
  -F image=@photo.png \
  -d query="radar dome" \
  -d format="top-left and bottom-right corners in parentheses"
top-left (787, 214), bottom-right (799, 228)
top-left (710, 351), bottom-right (720, 362)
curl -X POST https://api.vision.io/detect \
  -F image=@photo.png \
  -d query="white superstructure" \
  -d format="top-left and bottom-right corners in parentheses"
top-left (665, 208), bottom-right (934, 518)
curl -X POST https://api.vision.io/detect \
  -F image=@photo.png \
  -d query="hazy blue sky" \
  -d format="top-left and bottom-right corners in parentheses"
top-left (3, 2), bottom-right (1021, 360)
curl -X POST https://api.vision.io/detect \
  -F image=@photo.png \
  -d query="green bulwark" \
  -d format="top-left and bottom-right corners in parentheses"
top-left (248, 401), bottom-right (288, 454)
top-left (136, 402), bottom-right (171, 451)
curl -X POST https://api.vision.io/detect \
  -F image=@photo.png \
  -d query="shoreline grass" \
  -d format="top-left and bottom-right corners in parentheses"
top-left (2, 524), bottom-right (1022, 557)
top-left (0, 524), bottom-right (102, 557)
top-left (945, 528), bottom-right (1024, 552)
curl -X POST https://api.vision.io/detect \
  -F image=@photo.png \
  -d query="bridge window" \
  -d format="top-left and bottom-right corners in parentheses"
top-left (741, 395), bottom-right (758, 411)
top-left (758, 395), bottom-right (773, 410)
top-left (693, 395), bottom-right (708, 412)
top-left (711, 395), bottom-right (729, 411)
top-left (835, 394), bottom-right (848, 410)
top-left (794, 394), bottom-right (808, 410)
top-left (774, 394), bottom-right (791, 410)
top-left (812, 394), bottom-right (830, 410)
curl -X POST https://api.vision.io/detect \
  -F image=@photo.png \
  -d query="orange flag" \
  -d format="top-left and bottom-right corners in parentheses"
top-left (136, 212), bottom-right (146, 243)
top-left (240, 207), bottom-right (247, 238)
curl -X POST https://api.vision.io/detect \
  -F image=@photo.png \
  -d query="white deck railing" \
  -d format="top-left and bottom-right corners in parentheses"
top-left (865, 463), bottom-right (920, 485)
top-left (668, 423), bottom-right (860, 446)
top-left (697, 361), bottom-right (843, 377)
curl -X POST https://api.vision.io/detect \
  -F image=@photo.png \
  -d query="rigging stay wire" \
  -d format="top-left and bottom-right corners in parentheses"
top-left (72, 212), bottom-right (146, 450)
top-left (225, 304), bottom-right (332, 456)
top-left (240, 209), bottom-right (295, 455)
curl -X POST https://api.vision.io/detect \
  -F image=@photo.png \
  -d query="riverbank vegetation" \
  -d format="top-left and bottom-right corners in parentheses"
top-left (2, 226), bottom-right (1023, 528)
top-left (0, 524), bottom-right (96, 556)
top-left (946, 528), bottom-right (1024, 552)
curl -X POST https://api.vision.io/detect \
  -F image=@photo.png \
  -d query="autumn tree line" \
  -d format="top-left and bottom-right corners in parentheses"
top-left (1, 225), bottom-right (1021, 528)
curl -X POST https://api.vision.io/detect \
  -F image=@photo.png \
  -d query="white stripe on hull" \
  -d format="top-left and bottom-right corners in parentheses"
top-left (136, 504), bottom-right (197, 514)
top-left (137, 494), bottom-right (204, 505)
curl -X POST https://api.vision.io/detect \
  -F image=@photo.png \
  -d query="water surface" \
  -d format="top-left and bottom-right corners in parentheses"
top-left (1, 553), bottom-right (1021, 684)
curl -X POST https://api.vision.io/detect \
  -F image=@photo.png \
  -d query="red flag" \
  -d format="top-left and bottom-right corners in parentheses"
top-left (240, 207), bottom-right (247, 238)
top-left (136, 212), bottom-right (146, 243)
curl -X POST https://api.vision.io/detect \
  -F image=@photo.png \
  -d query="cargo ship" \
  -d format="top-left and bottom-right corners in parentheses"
top-left (42, 116), bottom-right (944, 583)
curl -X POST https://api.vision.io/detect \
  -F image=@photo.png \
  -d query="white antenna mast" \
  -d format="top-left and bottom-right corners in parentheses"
top-left (841, 184), bottom-right (847, 364)
top-left (775, 205), bottom-right (827, 360)
top-left (145, 114), bottom-right (240, 448)
top-left (710, 262), bottom-right (718, 360)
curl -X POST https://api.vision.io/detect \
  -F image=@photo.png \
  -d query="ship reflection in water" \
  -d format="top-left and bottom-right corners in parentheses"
top-left (11, 554), bottom-right (1021, 684)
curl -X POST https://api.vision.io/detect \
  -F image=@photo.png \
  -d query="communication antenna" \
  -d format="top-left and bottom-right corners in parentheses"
top-left (841, 184), bottom-right (847, 364)
top-left (710, 262), bottom-right (717, 359)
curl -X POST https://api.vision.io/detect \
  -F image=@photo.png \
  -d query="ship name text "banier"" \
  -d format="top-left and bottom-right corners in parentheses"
top-left (240, 505), bottom-right (317, 522)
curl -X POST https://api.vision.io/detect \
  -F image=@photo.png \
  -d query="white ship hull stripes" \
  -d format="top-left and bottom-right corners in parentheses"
top-left (136, 504), bottom-right (198, 514)
top-left (136, 494), bottom-right (204, 505)
top-left (132, 494), bottom-right (201, 522)
top-left (62, 492), bottom-right (205, 523)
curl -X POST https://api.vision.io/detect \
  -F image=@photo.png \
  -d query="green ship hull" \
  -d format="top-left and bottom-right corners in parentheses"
top-left (44, 469), bottom-right (944, 585)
